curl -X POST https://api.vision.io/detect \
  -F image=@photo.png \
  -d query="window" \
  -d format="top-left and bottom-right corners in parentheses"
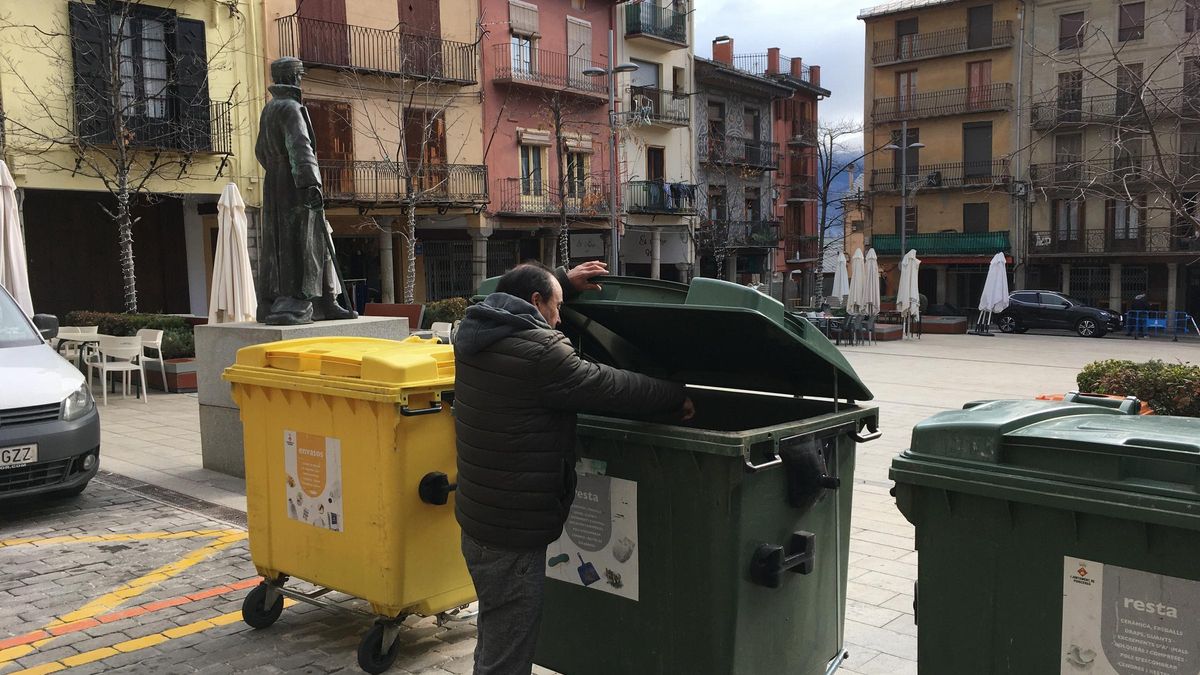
top-left (966, 61), bottom-right (991, 108)
top-left (896, 70), bottom-right (917, 112)
top-left (851, 219), bottom-right (864, 232)
top-left (1053, 199), bottom-right (1082, 241)
top-left (646, 147), bottom-right (665, 181)
top-left (963, 122), bottom-right (993, 178)
top-left (1118, 3), bottom-right (1145, 42)
top-left (1057, 70), bottom-right (1083, 118)
top-left (895, 17), bottom-right (918, 60)
top-left (744, 187), bottom-right (761, 221)
top-left (1011, 292), bottom-right (1038, 304)
top-left (1059, 12), bottom-right (1086, 50)
top-left (1189, 0), bottom-right (1200, 33)
top-left (565, 152), bottom-right (588, 198)
top-left (708, 186), bottom-right (728, 220)
top-left (1116, 64), bottom-right (1143, 116)
top-left (967, 4), bottom-right (994, 50)
top-left (894, 206), bottom-right (917, 236)
top-left (1113, 135), bottom-right (1143, 176)
top-left (1182, 125), bottom-right (1200, 177)
top-left (963, 203), bottom-right (990, 233)
top-left (111, 14), bottom-right (169, 118)
top-left (511, 34), bottom-right (535, 76)
top-left (745, 108), bottom-right (761, 141)
top-left (1108, 197), bottom-right (1145, 241)
top-left (1186, 57), bottom-right (1200, 101)
top-left (519, 144), bottom-right (543, 196)
top-left (1055, 133), bottom-right (1083, 181)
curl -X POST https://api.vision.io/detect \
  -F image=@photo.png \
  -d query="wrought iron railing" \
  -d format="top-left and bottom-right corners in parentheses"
top-left (786, 235), bottom-right (821, 262)
top-left (872, 21), bottom-right (1014, 64)
top-left (1029, 156), bottom-right (1165, 187)
top-left (703, 220), bottom-right (781, 248)
top-left (704, 135), bottom-right (779, 170)
top-left (82, 100), bottom-right (233, 154)
top-left (319, 161), bottom-right (488, 204)
top-left (728, 53), bottom-right (817, 85)
top-left (1030, 227), bottom-right (1196, 255)
top-left (493, 43), bottom-right (607, 96)
top-left (493, 177), bottom-right (612, 216)
top-left (870, 231), bottom-right (1010, 255)
top-left (874, 83), bottom-right (1012, 122)
top-left (629, 86), bottom-right (691, 125)
top-left (786, 118), bottom-right (818, 145)
top-left (276, 16), bottom-right (477, 84)
top-left (869, 160), bottom-right (1012, 191)
top-left (787, 174), bottom-right (818, 200)
top-left (625, 181), bottom-right (698, 215)
top-left (624, 3), bottom-right (688, 45)
top-left (1030, 87), bottom-right (1200, 129)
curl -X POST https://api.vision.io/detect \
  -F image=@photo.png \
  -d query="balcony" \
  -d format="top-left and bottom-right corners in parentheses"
top-left (872, 21), bottom-right (1014, 65)
top-left (874, 83), bottom-right (1013, 123)
top-left (1030, 87), bottom-right (1200, 130)
top-left (493, 177), bottom-right (612, 218)
top-left (729, 53), bottom-right (821, 89)
top-left (703, 220), bottom-right (781, 249)
top-left (786, 118), bottom-right (818, 146)
top-left (870, 231), bottom-right (1010, 256)
top-left (319, 161), bottom-right (488, 205)
top-left (1030, 227), bottom-right (1200, 256)
top-left (77, 101), bottom-right (234, 155)
top-left (787, 174), bottom-right (818, 201)
top-left (786, 235), bottom-right (821, 263)
top-left (276, 16), bottom-right (477, 84)
top-left (625, 181), bottom-right (698, 215)
top-left (629, 86), bottom-right (691, 126)
top-left (624, 3), bottom-right (688, 48)
top-left (1029, 157), bottom-right (1162, 189)
top-left (492, 43), bottom-right (607, 99)
top-left (704, 135), bottom-right (779, 171)
top-left (869, 160), bottom-right (1012, 192)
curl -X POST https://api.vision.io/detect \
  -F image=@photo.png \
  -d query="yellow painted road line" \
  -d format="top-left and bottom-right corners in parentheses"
top-left (0, 530), bottom-right (241, 548)
top-left (5, 601), bottom-right (298, 675)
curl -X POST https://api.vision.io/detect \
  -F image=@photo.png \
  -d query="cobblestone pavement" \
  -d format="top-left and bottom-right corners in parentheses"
top-left (2, 332), bottom-right (1194, 675)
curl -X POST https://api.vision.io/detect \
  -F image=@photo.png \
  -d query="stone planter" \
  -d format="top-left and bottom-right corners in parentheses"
top-left (144, 358), bottom-right (197, 392)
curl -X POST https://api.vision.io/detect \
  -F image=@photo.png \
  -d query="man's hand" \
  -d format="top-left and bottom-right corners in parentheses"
top-left (566, 261), bottom-right (608, 292)
top-left (304, 186), bottom-right (324, 209)
top-left (679, 397), bottom-right (696, 422)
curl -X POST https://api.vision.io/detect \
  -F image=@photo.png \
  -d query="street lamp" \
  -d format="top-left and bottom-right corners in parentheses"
top-left (886, 120), bottom-right (925, 257)
top-left (584, 47), bottom-right (638, 273)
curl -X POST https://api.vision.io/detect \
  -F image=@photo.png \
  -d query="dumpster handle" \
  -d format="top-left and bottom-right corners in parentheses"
top-left (401, 402), bottom-right (445, 416)
top-left (849, 418), bottom-right (881, 444)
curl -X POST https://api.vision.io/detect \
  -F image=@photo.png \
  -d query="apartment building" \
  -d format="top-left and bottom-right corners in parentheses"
top-left (859, 0), bottom-right (1021, 306)
top-left (1024, 0), bottom-right (1200, 317)
top-left (615, 1), bottom-right (697, 282)
top-left (265, 0), bottom-right (487, 304)
top-left (1, 0), bottom-right (265, 316)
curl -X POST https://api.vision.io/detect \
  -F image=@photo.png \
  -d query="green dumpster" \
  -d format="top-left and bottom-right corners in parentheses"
top-left (892, 397), bottom-right (1200, 674)
top-left (477, 276), bottom-right (880, 675)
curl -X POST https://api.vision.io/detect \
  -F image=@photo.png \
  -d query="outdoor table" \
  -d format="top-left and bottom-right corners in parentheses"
top-left (58, 332), bottom-right (102, 371)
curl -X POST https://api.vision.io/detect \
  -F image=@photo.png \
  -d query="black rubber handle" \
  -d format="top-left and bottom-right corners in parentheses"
top-left (401, 402), bottom-right (445, 417)
top-left (750, 532), bottom-right (816, 588)
top-left (419, 472), bottom-right (458, 506)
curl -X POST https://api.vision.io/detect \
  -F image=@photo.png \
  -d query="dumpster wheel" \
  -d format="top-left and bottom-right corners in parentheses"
top-left (242, 582), bottom-right (284, 629)
top-left (358, 621), bottom-right (403, 674)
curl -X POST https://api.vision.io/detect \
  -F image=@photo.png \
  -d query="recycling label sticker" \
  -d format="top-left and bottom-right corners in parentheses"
top-left (283, 430), bottom-right (343, 532)
top-left (546, 465), bottom-right (638, 601)
top-left (1061, 557), bottom-right (1200, 674)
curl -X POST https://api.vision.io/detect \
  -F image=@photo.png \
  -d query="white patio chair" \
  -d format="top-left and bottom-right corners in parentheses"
top-left (86, 336), bottom-right (148, 406)
top-left (137, 328), bottom-right (168, 393)
top-left (431, 322), bottom-right (452, 344)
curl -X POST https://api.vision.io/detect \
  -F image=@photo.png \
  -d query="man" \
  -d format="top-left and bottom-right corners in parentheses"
top-left (255, 57), bottom-right (356, 325)
top-left (1127, 293), bottom-right (1150, 339)
top-left (453, 261), bottom-right (693, 675)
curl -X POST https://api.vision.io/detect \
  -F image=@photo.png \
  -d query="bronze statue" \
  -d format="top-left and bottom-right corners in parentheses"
top-left (255, 57), bottom-right (357, 325)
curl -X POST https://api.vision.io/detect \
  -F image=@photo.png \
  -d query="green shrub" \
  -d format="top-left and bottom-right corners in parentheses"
top-left (1077, 359), bottom-right (1200, 417)
top-left (422, 298), bottom-right (469, 329)
top-left (62, 311), bottom-right (196, 358)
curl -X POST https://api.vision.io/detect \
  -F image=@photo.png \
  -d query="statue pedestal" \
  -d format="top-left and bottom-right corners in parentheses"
top-left (196, 317), bottom-right (410, 478)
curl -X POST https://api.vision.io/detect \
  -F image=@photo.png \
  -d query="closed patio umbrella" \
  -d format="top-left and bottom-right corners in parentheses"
top-left (0, 161), bottom-right (33, 316)
top-left (896, 250), bottom-right (922, 338)
top-left (830, 251), bottom-right (850, 306)
top-left (972, 252), bottom-right (1010, 336)
top-left (864, 249), bottom-right (881, 316)
top-left (209, 183), bottom-right (258, 324)
top-left (847, 248), bottom-right (867, 315)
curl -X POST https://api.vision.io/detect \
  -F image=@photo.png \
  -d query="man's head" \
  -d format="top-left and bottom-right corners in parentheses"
top-left (271, 57), bottom-right (305, 86)
top-left (497, 263), bottom-right (563, 327)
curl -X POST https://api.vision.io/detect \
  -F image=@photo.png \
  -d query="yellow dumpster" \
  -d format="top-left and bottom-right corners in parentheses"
top-left (223, 336), bottom-right (473, 673)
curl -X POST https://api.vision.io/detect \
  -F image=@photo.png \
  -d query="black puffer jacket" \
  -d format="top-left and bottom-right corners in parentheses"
top-left (453, 292), bottom-right (687, 550)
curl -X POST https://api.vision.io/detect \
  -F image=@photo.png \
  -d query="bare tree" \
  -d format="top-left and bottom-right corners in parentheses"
top-left (811, 119), bottom-right (865, 300)
top-left (1, 1), bottom-right (243, 313)
top-left (1026, 0), bottom-right (1200, 252)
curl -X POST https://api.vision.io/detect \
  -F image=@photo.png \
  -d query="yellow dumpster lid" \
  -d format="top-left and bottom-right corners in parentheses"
top-left (223, 337), bottom-right (454, 400)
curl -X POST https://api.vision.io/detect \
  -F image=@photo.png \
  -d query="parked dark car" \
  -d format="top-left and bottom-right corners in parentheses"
top-left (996, 290), bottom-right (1123, 338)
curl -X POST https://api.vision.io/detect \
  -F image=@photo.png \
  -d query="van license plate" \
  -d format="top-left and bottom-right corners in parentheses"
top-left (0, 445), bottom-right (37, 470)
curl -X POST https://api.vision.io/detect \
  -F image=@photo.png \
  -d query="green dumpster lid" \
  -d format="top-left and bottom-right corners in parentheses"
top-left (476, 276), bottom-right (872, 401)
top-left (901, 399), bottom-right (1200, 502)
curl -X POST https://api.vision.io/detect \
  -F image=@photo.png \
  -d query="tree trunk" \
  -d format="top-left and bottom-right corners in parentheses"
top-left (403, 201), bottom-right (417, 304)
top-left (554, 103), bottom-right (570, 268)
top-left (116, 179), bottom-right (138, 314)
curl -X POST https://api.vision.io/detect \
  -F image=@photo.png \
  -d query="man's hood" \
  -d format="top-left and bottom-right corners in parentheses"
top-left (454, 293), bottom-right (550, 356)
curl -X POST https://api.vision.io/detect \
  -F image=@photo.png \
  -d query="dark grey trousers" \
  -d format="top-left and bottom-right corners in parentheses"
top-left (461, 533), bottom-right (547, 675)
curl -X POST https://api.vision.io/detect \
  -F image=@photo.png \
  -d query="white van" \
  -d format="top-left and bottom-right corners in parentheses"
top-left (0, 286), bottom-right (99, 499)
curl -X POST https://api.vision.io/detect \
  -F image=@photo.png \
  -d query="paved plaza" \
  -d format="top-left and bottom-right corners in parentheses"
top-left (1, 332), bottom-right (1195, 675)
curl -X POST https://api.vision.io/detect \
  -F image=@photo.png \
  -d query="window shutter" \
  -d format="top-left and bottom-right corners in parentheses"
top-left (173, 17), bottom-right (211, 152)
top-left (509, 0), bottom-right (539, 35)
top-left (69, 2), bottom-right (112, 144)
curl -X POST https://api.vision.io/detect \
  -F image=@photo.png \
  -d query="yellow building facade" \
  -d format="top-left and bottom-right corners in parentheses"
top-left (1, 0), bottom-right (267, 316)
top-left (860, 0), bottom-right (1022, 307)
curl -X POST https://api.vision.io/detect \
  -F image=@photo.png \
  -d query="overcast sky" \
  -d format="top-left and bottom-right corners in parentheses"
top-left (694, 0), bottom-right (867, 132)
